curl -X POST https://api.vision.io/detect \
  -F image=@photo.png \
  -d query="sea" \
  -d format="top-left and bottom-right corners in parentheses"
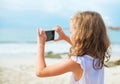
top-left (0, 28), bottom-right (120, 59)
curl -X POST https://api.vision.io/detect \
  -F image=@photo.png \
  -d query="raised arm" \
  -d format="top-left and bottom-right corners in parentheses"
top-left (36, 29), bottom-right (82, 77)
top-left (53, 25), bottom-right (72, 45)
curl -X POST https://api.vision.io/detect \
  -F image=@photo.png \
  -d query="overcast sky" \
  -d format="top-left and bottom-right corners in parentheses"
top-left (0, 0), bottom-right (120, 29)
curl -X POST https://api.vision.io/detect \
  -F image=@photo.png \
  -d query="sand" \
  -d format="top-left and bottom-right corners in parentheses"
top-left (0, 56), bottom-right (120, 84)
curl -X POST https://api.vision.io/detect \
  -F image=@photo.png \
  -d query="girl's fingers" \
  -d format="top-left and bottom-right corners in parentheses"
top-left (53, 25), bottom-right (62, 32)
top-left (37, 28), bottom-right (43, 36)
top-left (39, 29), bottom-right (42, 35)
top-left (39, 29), bottom-right (45, 35)
top-left (37, 28), bottom-right (44, 38)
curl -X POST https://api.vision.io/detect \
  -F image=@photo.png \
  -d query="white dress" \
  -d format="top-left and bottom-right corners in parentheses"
top-left (70, 55), bottom-right (104, 84)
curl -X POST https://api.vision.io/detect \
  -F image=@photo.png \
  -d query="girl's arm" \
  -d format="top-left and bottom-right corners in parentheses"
top-left (36, 29), bottom-right (82, 77)
top-left (53, 25), bottom-right (72, 45)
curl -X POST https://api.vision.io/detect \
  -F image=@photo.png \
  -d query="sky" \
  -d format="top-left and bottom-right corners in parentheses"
top-left (0, 0), bottom-right (120, 29)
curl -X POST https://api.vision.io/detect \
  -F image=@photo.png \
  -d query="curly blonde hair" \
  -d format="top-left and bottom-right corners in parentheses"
top-left (69, 11), bottom-right (110, 69)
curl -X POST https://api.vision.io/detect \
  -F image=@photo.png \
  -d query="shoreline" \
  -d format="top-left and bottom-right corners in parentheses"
top-left (0, 42), bottom-right (120, 54)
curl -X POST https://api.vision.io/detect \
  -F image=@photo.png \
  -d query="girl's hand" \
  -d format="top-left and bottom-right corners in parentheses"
top-left (37, 29), bottom-right (47, 46)
top-left (53, 25), bottom-right (67, 41)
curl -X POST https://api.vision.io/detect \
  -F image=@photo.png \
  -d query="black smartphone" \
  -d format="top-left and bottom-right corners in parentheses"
top-left (45, 30), bottom-right (55, 41)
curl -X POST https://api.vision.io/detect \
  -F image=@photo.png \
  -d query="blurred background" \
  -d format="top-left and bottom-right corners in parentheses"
top-left (0, 0), bottom-right (120, 84)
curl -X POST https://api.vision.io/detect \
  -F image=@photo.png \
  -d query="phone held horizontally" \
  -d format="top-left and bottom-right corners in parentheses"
top-left (45, 30), bottom-right (55, 41)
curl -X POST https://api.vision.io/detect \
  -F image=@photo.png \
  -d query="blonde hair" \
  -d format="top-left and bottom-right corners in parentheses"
top-left (69, 11), bottom-right (110, 69)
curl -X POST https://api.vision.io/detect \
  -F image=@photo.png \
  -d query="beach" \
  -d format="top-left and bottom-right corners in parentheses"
top-left (0, 56), bottom-right (120, 84)
top-left (0, 58), bottom-right (70, 84)
top-left (0, 42), bottom-right (120, 84)
top-left (0, 0), bottom-right (120, 83)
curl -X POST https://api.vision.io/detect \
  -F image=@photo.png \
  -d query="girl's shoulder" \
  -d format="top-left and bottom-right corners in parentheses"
top-left (70, 54), bottom-right (94, 70)
top-left (71, 54), bottom-right (94, 62)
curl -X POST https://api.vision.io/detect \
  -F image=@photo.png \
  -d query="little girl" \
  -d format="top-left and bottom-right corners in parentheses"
top-left (36, 11), bottom-right (110, 84)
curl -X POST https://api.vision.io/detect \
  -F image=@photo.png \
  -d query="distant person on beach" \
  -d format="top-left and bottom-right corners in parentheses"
top-left (36, 11), bottom-right (110, 84)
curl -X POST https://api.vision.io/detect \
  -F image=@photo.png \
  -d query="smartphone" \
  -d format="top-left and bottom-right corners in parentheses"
top-left (45, 30), bottom-right (55, 41)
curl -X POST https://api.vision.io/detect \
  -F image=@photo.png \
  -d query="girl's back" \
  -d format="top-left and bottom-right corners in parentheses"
top-left (70, 55), bottom-right (104, 84)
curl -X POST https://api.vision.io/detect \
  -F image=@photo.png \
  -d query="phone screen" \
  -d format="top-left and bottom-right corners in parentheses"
top-left (45, 30), bottom-right (55, 41)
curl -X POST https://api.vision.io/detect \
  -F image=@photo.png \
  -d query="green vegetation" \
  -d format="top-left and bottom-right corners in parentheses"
top-left (105, 59), bottom-right (120, 67)
top-left (108, 26), bottom-right (120, 30)
top-left (45, 51), bottom-right (62, 59)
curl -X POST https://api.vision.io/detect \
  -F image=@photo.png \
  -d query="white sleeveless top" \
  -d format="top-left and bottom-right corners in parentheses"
top-left (70, 55), bottom-right (104, 84)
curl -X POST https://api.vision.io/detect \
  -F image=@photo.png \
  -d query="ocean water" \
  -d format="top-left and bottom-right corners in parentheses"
top-left (0, 28), bottom-right (120, 43)
top-left (0, 28), bottom-right (120, 58)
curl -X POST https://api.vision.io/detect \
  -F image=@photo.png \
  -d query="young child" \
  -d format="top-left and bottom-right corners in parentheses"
top-left (36, 11), bottom-right (110, 84)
